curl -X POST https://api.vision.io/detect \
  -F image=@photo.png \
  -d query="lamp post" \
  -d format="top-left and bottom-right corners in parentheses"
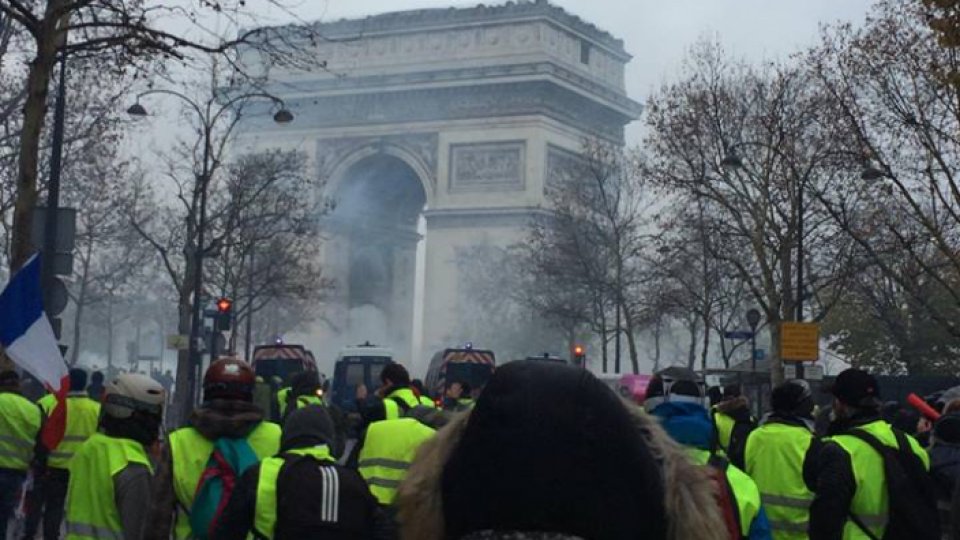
top-left (127, 90), bottom-right (293, 420)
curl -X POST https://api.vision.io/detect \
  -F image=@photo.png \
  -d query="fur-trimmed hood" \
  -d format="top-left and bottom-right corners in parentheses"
top-left (713, 396), bottom-right (751, 417)
top-left (397, 367), bottom-right (725, 540)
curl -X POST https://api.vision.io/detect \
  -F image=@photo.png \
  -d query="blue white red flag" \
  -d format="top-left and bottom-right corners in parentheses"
top-left (0, 254), bottom-right (70, 449)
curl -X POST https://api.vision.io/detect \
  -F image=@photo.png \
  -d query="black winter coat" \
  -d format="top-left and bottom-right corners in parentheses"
top-left (211, 455), bottom-right (394, 540)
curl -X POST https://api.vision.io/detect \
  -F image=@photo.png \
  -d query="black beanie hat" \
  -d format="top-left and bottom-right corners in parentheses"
top-left (281, 405), bottom-right (335, 452)
top-left (441, 361), bottom-right (667, 540)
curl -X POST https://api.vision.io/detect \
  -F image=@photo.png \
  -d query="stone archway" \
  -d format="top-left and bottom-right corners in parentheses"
top-left (326, 153), bottom-right (427, 360)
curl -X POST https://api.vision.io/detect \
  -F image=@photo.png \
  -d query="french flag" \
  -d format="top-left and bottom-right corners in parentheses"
top-left (0, 254), bottom-right (70, 450)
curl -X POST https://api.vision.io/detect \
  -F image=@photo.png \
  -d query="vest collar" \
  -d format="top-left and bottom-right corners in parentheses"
top-left (761, 412), bottom-right (814, 431)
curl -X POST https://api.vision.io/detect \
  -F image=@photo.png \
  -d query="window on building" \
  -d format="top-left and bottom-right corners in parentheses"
top-left (580, 40), bottom-right (591, 64)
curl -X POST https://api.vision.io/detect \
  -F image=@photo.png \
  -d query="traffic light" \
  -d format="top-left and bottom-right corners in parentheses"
top-left (572, 344), bottom-right (586, 367)
top-left (215, 297), bottom-right (233, 331)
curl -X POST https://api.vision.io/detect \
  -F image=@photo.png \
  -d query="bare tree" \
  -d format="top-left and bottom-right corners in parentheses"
top-left (63, 154), bottom-right (149, 365)
top-left (644, 40), bottom-right (860, 385)
top-left (654, 199), bottom-right (752, 370)
top-left (204, 150), bottom-right (330, 356)
top-left (519, 142), bottom-right (655, 374)
top-left (810, 0), bottom-right (960, 347)
top-left (0, 0), bottom-right (324, 274)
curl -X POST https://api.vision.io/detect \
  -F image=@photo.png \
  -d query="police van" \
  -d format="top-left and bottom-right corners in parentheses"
top-left (330, 342), bottom-right (394, 413)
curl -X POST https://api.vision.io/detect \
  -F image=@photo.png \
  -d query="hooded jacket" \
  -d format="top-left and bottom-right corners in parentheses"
top-left (652, 400), bottom-right (772, 540)
top-left (144, 400), bottom-right (273, 540)
top-left (397, 361), bottom-right (728, 540)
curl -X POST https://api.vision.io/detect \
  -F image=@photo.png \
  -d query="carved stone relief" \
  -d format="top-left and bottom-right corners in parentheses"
top-left (449, 141), bottom-right (525, 192)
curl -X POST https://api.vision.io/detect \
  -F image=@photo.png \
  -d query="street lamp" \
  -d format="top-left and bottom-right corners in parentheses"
top-left (127, 89), bottom-right (293, 420)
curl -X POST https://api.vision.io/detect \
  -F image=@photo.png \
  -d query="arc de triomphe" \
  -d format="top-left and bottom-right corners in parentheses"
top-left (236, 1), bottom-right (640, 372)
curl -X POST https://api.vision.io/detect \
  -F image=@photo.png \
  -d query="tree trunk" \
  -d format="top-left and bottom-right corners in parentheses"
top-left (718, 328), bottom-right (730, 369)
top-left (621, 304), bottom-right (640, 374)
top-left (653, 318), bottom-right (662, 372)
top-left (769, 316), bottom-right (784, 386)
top-left (70, 242), bottom-right (93, 366)
top-left (700, 309), bottom-right (711, 371)
top-left (106, 300), bottom-right (114, 375)
top-left (172, 282), bottom-right (194, 425)
top-left (687, 317), bottom-right (699, 370)
top-left (10, 4), bottom-right (67, 273)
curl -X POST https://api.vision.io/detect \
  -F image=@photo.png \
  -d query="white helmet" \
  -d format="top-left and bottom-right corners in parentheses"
top-left (102, 373), bottom-right (165, 419)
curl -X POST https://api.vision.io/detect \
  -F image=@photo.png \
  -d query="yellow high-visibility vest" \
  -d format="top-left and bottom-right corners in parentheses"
top-left (0, 392), bottom-right (42, 471)
top-left (277, 387), bottom-right (323, 418)
top-left (690, 448), bottom-right (762, 538)
top-left (39, 394), bottom-right (100, 469)
top-left (382, 388), bottom-right (421, 420)
top-left (828, 420), bottom-right (930, 540)
top-left (254, 445), bottom-right (335, 538)
top-left (168, 421), bottom-right (280, 539)
top-left (358, 417), bottom-right (435, 504)
top-left (64, 433), bottom-right (152, 540)
top-left (745, 421), bottom-right (815, 539)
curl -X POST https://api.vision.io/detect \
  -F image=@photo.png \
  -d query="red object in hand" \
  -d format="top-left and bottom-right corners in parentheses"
top-left (908, 392), bottom-right (941, 421)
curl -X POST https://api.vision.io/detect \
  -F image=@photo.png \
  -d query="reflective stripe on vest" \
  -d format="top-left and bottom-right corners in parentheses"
top-left (254, 445), bottom-right (335, 539)
top-left (829, 420), bottom-right (930, 540)
top-left (64, 433), bottom-right (152, 540)
top-left (0, 393), bottom-right (41, 471)
top-left (44, 396), bottom-right (101, 469)
top-left (691, 448), bottom-right (762, 538)
top-left (358, 417), bottom-right (435, 505)
top-left (744, 422), bottom-right (814, 540)
top-left (382, 388), bottom-right (420, 420)
top-left (168, 421), bottom-right (281, 539)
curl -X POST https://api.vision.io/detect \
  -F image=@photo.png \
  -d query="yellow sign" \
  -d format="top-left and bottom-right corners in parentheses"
top-left (780, 322), bottom-right (820, 362)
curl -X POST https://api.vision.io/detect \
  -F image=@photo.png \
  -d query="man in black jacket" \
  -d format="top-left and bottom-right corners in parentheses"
top-left (213, 405), bottom-right (392, 540)
top-left (807, 368), bottom-right (931, 539)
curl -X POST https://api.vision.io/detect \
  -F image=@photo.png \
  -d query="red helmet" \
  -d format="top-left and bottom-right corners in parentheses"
top-left (203, 357), bottom-right (255, 402)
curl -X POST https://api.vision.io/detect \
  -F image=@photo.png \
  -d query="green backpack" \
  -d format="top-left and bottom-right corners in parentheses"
top-left (189, 437), bottom-right (260, 539)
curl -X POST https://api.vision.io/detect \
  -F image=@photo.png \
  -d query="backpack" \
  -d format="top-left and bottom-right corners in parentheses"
top-left (274, 454), bottom-right (341, 535)
top-left (189, 437), bottom-right (260, 539)
top-left (706, 454), bottom-right (743, 540)
top-left (846, 428), bottom-right (940, 540)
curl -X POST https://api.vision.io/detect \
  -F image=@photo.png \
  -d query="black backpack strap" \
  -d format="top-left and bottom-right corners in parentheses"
top-left (844, 429), bottom-right (894, 540)
top-left (390, 396), bottom-right (412, 415)
top-left (846, 428), bottom-right (889, 455)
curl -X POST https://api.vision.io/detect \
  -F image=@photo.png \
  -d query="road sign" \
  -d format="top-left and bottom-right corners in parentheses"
top-left (784, 364), bottom-right (797, 379)
top-left (805, 364), bottom-right (824, 381)
top-left (724, 330), bottom-right (754, 340)
top-left (166, 335), bottom-right (190, 351)
top-left (754, 348), bottom-right (766, 361)
top-left (780, 322), bottom-right (820, 362)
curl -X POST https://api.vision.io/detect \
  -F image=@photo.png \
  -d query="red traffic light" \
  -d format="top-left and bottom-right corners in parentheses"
top-left (573, 345), bottom-right (585, 356)
top-left (216, 297), bottom-right (233, 313)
